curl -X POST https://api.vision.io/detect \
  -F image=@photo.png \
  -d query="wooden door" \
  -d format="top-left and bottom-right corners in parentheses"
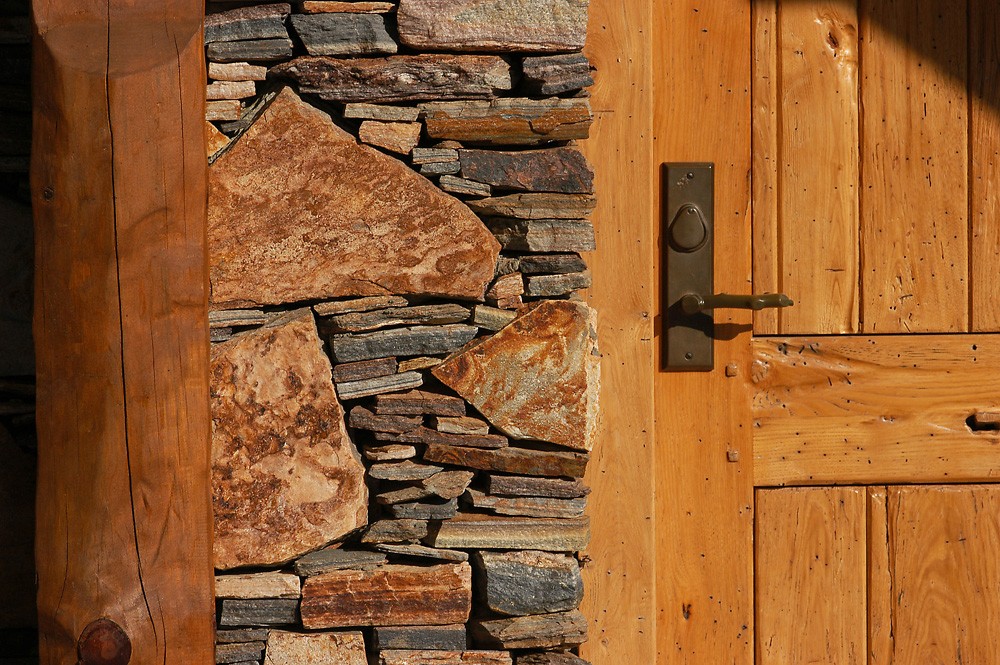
top-left (653, 0), bottom-right (1000, 662)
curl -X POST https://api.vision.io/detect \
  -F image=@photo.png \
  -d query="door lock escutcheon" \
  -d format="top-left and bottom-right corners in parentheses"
top-left (663, 163), bottom-right (794, 371)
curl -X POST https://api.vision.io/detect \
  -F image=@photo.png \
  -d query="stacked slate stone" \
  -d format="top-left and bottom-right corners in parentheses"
top-left (206, 2), bottom-right (597, 665)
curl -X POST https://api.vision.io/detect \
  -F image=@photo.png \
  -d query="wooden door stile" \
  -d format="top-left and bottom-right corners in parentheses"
top-left (31, 1), bottom-right (214, 662)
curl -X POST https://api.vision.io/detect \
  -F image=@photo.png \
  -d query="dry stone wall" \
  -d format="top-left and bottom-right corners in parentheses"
top-left (207, 2), bottom-right (598, 664)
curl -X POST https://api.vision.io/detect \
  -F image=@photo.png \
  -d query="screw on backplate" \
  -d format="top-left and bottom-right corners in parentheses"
top-left (42, 186), bottom-right (54, 201)
top-left (78, 618), bottom-right (132, 665)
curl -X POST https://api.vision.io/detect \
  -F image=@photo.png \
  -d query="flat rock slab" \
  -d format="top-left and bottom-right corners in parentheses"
top-left (516, 654), bottom-right (590, 665)
top-left (473, 550), bottom-right (583, 616)
top-left (377, 426), bottom-right (508, 450)
top-left (336, 371), bottom-right (424, 401)
top-left (464, 488), bottom-right (586, 518)
top-left (459, 148), bottom-right (593, 194)
top-left (217, 641), bottom-right (266, 664)
top-left (375, 390), bottom-right (466, 416)
top-left (219, 599), bottom-right (301, 627)
top-left (301, 563), bottom-right (473, 628)
top-left (375, 543), bottom-right (470, 562)
top-left (427, 514), bottom-right (590, 551)
top-left (271, 55), bottom-right (513, 103)
top-left (468, 193), bottom-right (596, 220)
top-left (265, 630), bottom-right (367, 665)
top-left (485, 474), bottom-right (589, 499)
top-left (294, 548), bottom-right (389, 576)
top-left (472, 610), bottom-right (587, 649)
top-left (333, 357), bottom-right (399, 383)
top-left (359, 121), bottom-right (422, 155)
top-left (217, 629), bottom-right (270, 644)
top-left (209, 87), bottom-right (499, 307)
top-left (374, 625), bottom-right (468, 651)
top-left (522, 53), bottom-right (594, 95)
top-left (327, 304), bottom-right (471, 333)
top-left (421, 99), bottom-right (591, 145)
top-left (330, 325), bottom-right (480, 363)
top-left (433, 300), bottom-right (599, 451)
top-left (207, 38), bottom-right (294, 63)
top-left (423, 443), bottom-right (588, 478)
top-left (362, 519), bottom-right (431, 544)
top-left (487, 219), bottom-right (595, 253)
top-left (396, 0), bottom-right (588, 53)
top-left (211, 309), bottom-right (367, 570)
top-left (380, 651), bottom-right (512, 665)
top-left (290, 13), bottom-right (397, 56)
top-left (215, 572), bottom-right (302, 599)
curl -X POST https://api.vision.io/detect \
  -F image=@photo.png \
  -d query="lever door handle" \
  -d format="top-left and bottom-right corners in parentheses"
top-left (680, 293), bottom-right (794, 315)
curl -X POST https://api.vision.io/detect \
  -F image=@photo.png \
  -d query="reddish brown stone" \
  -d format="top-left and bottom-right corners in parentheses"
top-left (211, 309), bottom-right (367, 569)
top-left (459, 148), bottom-right (593, 194)
top-left (396, 0), bottom-right (589, 53)
top-left (423, 444), bottom-right (587, 478)
top-left (358, 121), bottom-right (422, 155)
top-left (421, 98), bottom-right (591, 146)
top-left (301, 563), bottom-right (472, 628)
top-left (209, 87), bottom-right (499, 307)
top-left (433, 301), bottom-right (599, 451)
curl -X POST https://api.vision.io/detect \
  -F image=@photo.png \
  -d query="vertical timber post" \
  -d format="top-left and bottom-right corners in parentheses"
top-left (30, 1), bottom-right (214, 663)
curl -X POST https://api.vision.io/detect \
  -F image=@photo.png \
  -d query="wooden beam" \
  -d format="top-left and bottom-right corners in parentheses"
top-left (31, 1), bottom-right (214, 662)
top-left (578, 0), bottom-right (657, 660)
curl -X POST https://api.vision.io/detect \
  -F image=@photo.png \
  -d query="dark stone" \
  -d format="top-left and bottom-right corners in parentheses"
top-left (219, 599), bottom-right (301, 627)
top-left (423, 444), bottom-right (588, 478)
top-left (374, 624), bottom-right (468, 651)
top-left (521, 54), bottom-right (594, 95)
top-left (487, 219), bottom-right (595, 253)
top-left (294, 548), bottom-right (389, 576)
top-left (459, 148), bottom-right (593, 194)
top-left (215, 641), bottom-right (265, 664)
top-left (362, 519), bottom-right (431, 544)
top-left (324, 304), bottom-right (471, 333)
top-left (517, 253), bottom-right (588, 275)
top-left (337, 372), bottom-right (424, 400)
top-left (206, 38), bottom-right (294, 63)
top-left (485, 474), bottom-right (590, 499)
top-left (216, 629), bottom-right (269, 644)
top-left (333, 357), bottom-right (399, 384)
top-left (471, 610), bottom-right (587, 649)
top-left (376, 427), bottom-right (508, 450)
top-left (388, 497), bottom-right (459, 520)
top-left (524, 271), bottom-right (592, 297)
top-left (375, 390), bottom-right (466, 417)
top-left (290, 13), bottom-right (397, 55)
top-left (330, 325), bottom-right (479, 363)
top-left (473, 551), bottom-right (583, 616)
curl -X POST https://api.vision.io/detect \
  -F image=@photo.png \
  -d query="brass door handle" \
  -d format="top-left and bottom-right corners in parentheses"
top-left (680, 293), bottom-right (794, 315)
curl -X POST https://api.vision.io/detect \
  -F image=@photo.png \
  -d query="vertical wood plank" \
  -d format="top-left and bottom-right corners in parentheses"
top-left (752, 0), bottom-right (780, 335)
top-left (755, 487), bottom-right (867, 665)
top-left (866, 486), bottom-right (892, 665)
top-left (578, 0), bottom-right (657, 660)
top-left (654, 0), bottom-right (753, 661)
top-left (860, 0), bottom-right (969, 333)
top-left (777, 1), bottom-right (860, 334)
top-left (31, 3), bottom-right (215, 662)
top-left (970, 0), bottom-right (1000, 331)
top-left (887, 485), bottom-right (1000, 664)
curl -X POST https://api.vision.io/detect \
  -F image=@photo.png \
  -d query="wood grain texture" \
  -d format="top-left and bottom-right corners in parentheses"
top-left (752, 336), bottom-right (1000, 486)
top-left (31, 1), bottom-right (214, 662)
top-left (776, 1), bottom-right (860, 334)
top-left (654, 0), bottom-right (754, 661)
top-left (885, 485), bottom-right (1000, 664)
top-left (970, 0), bottom-right (1000, 331)
top-left (751, 0), bottom-right (779, 335)
top-left (860, 0), bottom-right (969, 332)
top-left (866, 487), bottom-right (892, 665)
top-left (755, 487), bottom-right (866, 665)
top-left (577, 0), bottom-right (656, 658)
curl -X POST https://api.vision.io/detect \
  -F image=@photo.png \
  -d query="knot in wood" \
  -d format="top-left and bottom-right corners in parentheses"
top-left (78, 618), bottom-right (131, 665)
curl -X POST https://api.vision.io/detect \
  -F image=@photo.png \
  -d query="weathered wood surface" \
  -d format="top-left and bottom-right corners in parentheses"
top-left (32, 1), bottom-right (214, 661)
top-left (428, 514), bottom-right (590, 550)
top-left (472, 610), bottom-right (587, 649)
top-left (421, 99), bottom-right (592, 145)
top-left (330, 324), bottom-right (479, 362)
top-left (755, 487), bottom-right (866, 664)
top-left (752, 336), bottom-right (1000, 485)
top-left (290, 13), bottom-right (397, 55)
top-left (272, 55), bottom-right (513, 103)
top-left (424, 443), bottom-right (588, 477)
top-left (460, 148), bottom-right (593, 194)
top-left (300, 563), bottom-right (472, 628)
top-left (374, 625), bottom-right (468, 651)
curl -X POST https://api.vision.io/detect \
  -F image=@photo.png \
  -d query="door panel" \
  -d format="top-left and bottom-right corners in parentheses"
top-left (755, 487), bottom-right (867, 664)
top-left (752, 335), bottom-right (1000, 486)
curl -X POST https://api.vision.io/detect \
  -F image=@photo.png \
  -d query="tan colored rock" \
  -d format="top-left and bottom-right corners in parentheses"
top-left (300, 1), bottom-right (397, 13)
top-left (358, 121), bottom-right (422, 155)
top-left (265, 630), bottom-right (367, 665)
top-left (215, 571), bottom-right (302, 599)
top-left (209, 61), bottom-right (269, 81)
top-left (433, 301), bottom-right (599, 451)
top-left (211, 309), bottom-right (367, 569)
top-left (209, 87), bottom-right (499, 307)
top-left (207, 80), bottom-right (257, 100)
top-left (397, 0), bottom-right (589, 53)
top-left (206, 121), bottom-right (232, 159)
top-left (381, 652), bottom-right (513, 665)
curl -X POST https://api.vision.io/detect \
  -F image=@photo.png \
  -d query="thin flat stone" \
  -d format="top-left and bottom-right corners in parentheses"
top-left (373, 625), bottom-right (467, 651)
top-left (421, 98), bottom-right (591, 145)
top-left (207, 38), bottom-right (294, 63)
top-left (374, 390), bottom-right (466, 416)
top-left (294, 548), bottom-right (389, 576)
top-left (215, 572), bottom-right (302, 599)
top-left (472, 305), bottom-right (516, 332)
top-left (327, 304), bottom-right (471, 333)
top-left (427, 514), bottom-right (590, 551)
top-left (459, 148), bottom-right (593, 194)
top-left (381, 652), bottom-right (512, 665)
top-left (472, 610), bottom-right (587, 650)
top-left (396, 0), bottom-right (588, 53)
top-left (464, 489), bottom-right (586, 518)
top-left (271, 55), bottom-right (513, 104)
top-left (377, 486), bottom-right (435, 505)
top-left (210, 61), bottom-right (269, 81)
top-left (432, 416), bottom-right (489, 435)
top-left (315, 295), bottom-right (409, 316)
top-left (217, 629), bottom-right (269, 644)
top-left (376, 543), bottom-right (470, 562)
top-left (521, 53), bottom-right (594, 95)
top-left (376, 427), bottom-right (507, 450)
top-left (206, 11), bottom-right (288, 43)
top-left (209, 87), bottom-right (499, 307)
top-left (485, 474), bottom-right (589, 499)
top-left (422, 470), bottom-right (476, 500)
top-left (433, 301), bottom-right (599, 450)
top-left (208, 80), bottom-right (257, 100)
top-left (290, 13), bottom-right (397, 56)
top-left (438, 175), bottom-right (492, 198)
top-left (350, 405), bottom-right (423, 433)
top-left (207, 121), bottom-right (232, 159)
top-left (486, 272), bottom-right (523, 301)
top-left (424, 443), bottom-right (588, 477)
top-left (362, 520), bottom-right (431, 544)
top-left (397, 356), bottom-right (443, 373)
top-left (518, 253), bottom-right (587, 275)
top-left (211, 309), bottom-right (368, 570)
top-left (344, 103), bottom-right (421, 122)
top-left (524, 271), bottom-right (592, 297)
top-left (364, 444), bottom-right (418, 461)
top-left (358, 121), bottom-right (422, 155)
top-left (369, 460), bottom-right (444, 481)
top-left (219, 599), bottom-right (301, 627)
top-left (487, 219), bottom-right (595, 253)
top-left (516, 653), bottom-right (590, 665)
top-left (473, 550), bottom-right (583, 616)
top-left (300, 1), bottom-right (397, 13)
top-left (468, 193), bottom-right (596, 220)
top-left (209, 309), bottom-right (268, 329)
top-left (421, 161), bottom-right (462, 176)
top-left (265, 630), bottom-right (367, 665)
top-left (300, 563), bottom-right (472, 628)
top-left (337, 371), bottom-right (424, 400)
top-left (412, 147), bottom-right (459, 164)
top-left (216, 641), bottom-right (265, 664)
top-left (207, 100), bottom-right (243, 121)
top-left (330, 325), bottom-right (479, 363)
top-left (333, 357), bottom-right (399, 384)
top-left (388, 497), bottom-right (459, 520)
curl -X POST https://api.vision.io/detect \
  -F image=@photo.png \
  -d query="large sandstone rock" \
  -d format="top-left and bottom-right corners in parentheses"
top-left (209, 87), bottom-right (499, 307)
top-left (433, 301), bottom-right (599, 451)
top-left (211, 309), bottom-right (367, 569)
top-left (397, 0), bottom-right (589, 53)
